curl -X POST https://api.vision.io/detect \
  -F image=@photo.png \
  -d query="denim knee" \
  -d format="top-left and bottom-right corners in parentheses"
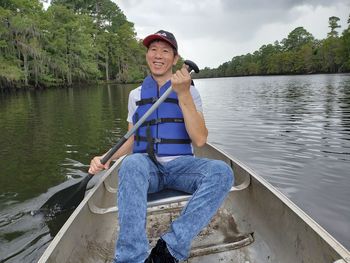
top-left (208, 160), bottom-right (234, 191)
top-left (118, 153), bottom-right (149, 183)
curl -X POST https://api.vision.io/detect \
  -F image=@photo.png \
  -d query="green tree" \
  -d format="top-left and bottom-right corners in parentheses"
top-left (0, 7), bottom-right (23, 86)
top-left (328, 16), bottom-right (341, 38)
top-left (295, 43), bottom-right (314, 73)
top-left (258, 44), bottom-right (279, 74)
top-left (45, 4), bottom-right (99, 85)
top-left (282, 27), bottom-right (315, 51)
top-left (195, 16), bottom-right (350, 77)
top-left (338, 14), bottom-right (350, 71)
top-left (0, 0), bottom-right (45, 87)
top-left (52, 0), bottom-right (146, 84)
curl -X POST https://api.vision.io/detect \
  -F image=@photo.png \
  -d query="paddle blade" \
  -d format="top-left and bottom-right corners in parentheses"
top-left (40, 174), bottom-right (93, 214)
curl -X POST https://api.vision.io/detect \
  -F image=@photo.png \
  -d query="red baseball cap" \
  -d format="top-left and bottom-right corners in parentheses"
top-left (143, 30), bottom-right (178, 51)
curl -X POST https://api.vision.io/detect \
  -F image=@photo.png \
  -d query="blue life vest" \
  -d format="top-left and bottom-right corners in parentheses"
top-left (132, 76), bottom-right (193, 156)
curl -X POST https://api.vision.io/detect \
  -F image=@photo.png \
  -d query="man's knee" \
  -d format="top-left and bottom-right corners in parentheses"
top-left (209, 160), bottom-right (234, 191)
top-left (121, 153), bottom-right (148, 168)
top-left (118, 153), bottom-right (150, 182)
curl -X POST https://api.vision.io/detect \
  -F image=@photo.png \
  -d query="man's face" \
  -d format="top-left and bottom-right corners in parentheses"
top-left (146, 41), bottom-right (179, 78)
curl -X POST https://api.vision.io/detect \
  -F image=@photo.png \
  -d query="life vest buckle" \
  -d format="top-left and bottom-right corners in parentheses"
top-left (154, 138), bottom-right (162, 144)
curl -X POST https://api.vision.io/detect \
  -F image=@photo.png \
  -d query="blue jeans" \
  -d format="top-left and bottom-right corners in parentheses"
top-left (114, 154), bottom-right (234, 263)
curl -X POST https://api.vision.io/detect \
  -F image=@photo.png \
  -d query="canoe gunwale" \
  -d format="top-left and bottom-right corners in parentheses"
top-left (207, 143), bottom-right (350, 262)
top-left (38, 158), bottom-right (124, 263)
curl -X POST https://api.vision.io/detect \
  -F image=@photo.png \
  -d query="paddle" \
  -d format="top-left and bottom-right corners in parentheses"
top-left (40, 60), bottom-right (199, 213)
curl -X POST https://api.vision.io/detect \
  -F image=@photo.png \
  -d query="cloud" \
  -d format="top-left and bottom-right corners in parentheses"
top-left (115, 0), bottom-right (350, 68)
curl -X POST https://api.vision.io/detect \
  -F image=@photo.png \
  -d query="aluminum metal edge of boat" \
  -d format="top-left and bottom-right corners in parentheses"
top-left (206, 143), bottom-right (350, 263)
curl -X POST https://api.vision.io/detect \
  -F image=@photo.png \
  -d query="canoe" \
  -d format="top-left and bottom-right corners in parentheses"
top-left (38, 143), bottom-right (350, 263)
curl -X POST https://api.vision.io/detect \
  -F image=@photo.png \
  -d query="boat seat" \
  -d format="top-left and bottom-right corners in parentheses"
top-left (147, 189), bottom-right (191, 207)
top-left (145, 172), bottom-right (251, 208)
top-left (147, 170), bottom-right (251, 207)
top-left (89, 163), bottom-right (250, 215)
top-left (88, 188), bottom-right (192, 214)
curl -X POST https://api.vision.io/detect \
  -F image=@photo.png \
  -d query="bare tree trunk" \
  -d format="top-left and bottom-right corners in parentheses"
top-left (35, 63), bottom-right (39, 87)
top-left (33, 55), bottom-right (39, 87)
top-left (66, 35), bottom-right (72, 86)
top-left (23, 53), bottom-right (29, 86)
top-left (105, 53), bottom-right (109, 81)
top-left (95, 0), bottom-right (101, 27)
top-left (66, 52), bottom-right (72, 85)
top-left (67, 65), bottom-right (72, 85)
top-left (122, 61), bottom-right (128, 83)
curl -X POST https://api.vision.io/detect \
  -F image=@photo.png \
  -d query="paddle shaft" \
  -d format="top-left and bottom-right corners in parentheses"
top-left (98, 85), bottom-right (174, 166)
top-left (41, 86), bottom-right (176, 210)
top-left (40, 61), bottom-right (199, 211)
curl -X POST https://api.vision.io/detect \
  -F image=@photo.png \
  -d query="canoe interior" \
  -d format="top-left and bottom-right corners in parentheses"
top-left (39, 144), bottom-right (350, 263)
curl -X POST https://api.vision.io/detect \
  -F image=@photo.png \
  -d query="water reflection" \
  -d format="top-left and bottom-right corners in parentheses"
top-left (196, 74), bottom-right (350, 249)
top-left (1, 75), bottom-right (350, 261)
top-left (0, 84), bottom-right (135, 262)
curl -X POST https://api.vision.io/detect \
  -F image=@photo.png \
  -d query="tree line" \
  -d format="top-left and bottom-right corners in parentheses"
top-left (195, 15), bottom-right (350, 79)
top-left (0, 0), bottom-right (148, 89)
top-left (1, 1), bottom-right (349, 89)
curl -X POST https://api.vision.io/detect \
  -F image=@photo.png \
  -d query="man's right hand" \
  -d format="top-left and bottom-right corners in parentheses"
top-left (88, 156), bottom-right (110, 175)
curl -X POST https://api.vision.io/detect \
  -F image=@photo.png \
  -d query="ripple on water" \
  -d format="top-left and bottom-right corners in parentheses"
top-left (198, 75), bottom-right (350, 248)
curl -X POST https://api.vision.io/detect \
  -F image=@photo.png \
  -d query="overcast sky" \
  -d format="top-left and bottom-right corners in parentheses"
top-left (114, 0), bottom-right (350, 69)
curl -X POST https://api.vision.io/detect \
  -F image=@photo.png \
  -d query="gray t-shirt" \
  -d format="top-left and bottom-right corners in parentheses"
top-left (127, 85), bottom-right (203, 163)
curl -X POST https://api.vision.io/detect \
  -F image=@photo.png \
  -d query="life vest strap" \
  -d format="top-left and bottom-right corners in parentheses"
top-left (146, 124), bottom-right (158, 165)
top-left (136, 136), bottom-right (191, 144)
top-left (136, 97), bottom-right (178, 106)
top-left (135, 112), bottom-right (140, 146)
top-left (141, 118), bottom-right (184, 127)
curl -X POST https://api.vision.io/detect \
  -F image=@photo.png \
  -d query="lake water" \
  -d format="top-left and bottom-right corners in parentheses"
top-left (0, 74), bottom-right (349, 262)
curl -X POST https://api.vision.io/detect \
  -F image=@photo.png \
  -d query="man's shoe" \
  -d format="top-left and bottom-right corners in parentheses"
top-left (145, 239), bottom-right (179, 263)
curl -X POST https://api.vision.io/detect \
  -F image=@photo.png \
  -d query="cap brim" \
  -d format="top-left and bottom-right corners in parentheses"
top-left (143, 34), bottom-right (177, 50)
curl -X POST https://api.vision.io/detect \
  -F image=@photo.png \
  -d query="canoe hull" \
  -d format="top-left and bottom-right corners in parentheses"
top-left (38, 143), bottom-right (350, 263)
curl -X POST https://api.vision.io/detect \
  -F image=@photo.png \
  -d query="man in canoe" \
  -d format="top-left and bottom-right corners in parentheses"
top-left (89, 30), bottom-right (234, 263)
